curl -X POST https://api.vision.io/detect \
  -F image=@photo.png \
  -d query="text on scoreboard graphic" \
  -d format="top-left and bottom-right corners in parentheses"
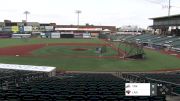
top-left (125, 83), bottom-right (171, 96)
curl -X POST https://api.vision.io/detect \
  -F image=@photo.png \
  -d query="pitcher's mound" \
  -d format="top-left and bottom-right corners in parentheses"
top-left (72, 48), bottom-right (88, 51)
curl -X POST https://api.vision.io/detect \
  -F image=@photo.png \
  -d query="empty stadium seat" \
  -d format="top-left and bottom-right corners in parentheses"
top-left (0, 72), bottom-right (169, 101)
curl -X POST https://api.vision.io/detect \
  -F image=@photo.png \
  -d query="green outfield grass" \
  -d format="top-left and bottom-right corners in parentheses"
top-left (0, 39), bottom-right (179, 72)
top-left (0, 38), bottom-right (103, 48)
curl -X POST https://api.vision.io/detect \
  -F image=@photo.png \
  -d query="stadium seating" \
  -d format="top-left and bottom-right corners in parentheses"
top-left (125, 34), bottom-right (152, 42)
top-left (173, 86), bottom-right (180, 95)
top-left (112, 33), bottom-right (180, 52)
top-left (136, 73), bottom-right (180, 84)
top-left (174, 45), bottom-right (180, 49)
top-left (171, 40), bottom-right (180, 46)
top-left (0, 72), bottom-right (167, 101)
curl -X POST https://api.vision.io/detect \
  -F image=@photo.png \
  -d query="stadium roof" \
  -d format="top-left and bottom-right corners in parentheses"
top-left (149, 14), bottom-right (180, 20)
top-left (0, 63), bottom-right (56, 72)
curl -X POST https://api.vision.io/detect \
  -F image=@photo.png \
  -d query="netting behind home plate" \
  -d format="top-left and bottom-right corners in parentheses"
top-left (118, 42), bottom-right (145, 59)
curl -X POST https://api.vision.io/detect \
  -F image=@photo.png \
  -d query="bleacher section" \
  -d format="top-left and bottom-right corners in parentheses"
top-left (111, 34), bottom-right (180, 52)
top-left (0, 73), bottom-right (167, 101)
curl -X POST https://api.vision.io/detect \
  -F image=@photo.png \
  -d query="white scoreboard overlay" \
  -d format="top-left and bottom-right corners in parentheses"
top-left (125, 83), bottom-right (157, 96)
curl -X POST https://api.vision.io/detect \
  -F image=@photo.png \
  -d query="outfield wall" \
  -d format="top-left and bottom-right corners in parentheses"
top-left (0, 32), bottom-right (96, 39)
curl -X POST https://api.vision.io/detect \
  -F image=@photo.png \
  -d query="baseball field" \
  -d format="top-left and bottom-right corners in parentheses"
top-left (0, 38), bottom-right (179, 72)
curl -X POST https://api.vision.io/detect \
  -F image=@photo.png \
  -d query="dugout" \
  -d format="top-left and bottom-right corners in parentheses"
top-left (0, 63), bottom-right (56, 77)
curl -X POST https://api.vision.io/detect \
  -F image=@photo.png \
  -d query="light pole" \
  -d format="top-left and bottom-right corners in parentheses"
top-left (75, 10), bottom-right (82, 26)
top-left (168, 0), bottom-right (171, 16)
top-left (24, 11), bottom-right (30, 22)
top-left (168, 0), bottom-right (171, 35)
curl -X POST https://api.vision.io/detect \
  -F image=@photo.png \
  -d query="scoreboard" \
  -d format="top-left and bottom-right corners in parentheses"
top-left (125, 83), bottom-right (171, 96)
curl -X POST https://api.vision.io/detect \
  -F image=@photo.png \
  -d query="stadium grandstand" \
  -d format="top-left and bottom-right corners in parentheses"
top-left (0, 9), bottom-right (180, 101)
top-left (149, 14), bottom-right (180, 36)
top-left (0, 64), bottom-right (175, 100)
top-left (111, 33), bottom-right (180, 52)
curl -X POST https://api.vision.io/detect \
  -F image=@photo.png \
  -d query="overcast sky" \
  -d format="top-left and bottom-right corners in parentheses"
top-left (0, 0), bottom-right (180, 28)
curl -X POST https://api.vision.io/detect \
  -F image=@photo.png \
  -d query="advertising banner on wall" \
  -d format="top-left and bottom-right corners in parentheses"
top-left (32, 26), bottom-right (39, 32)
top-left (24, 26), bottom-right (32, 32)
top-left (45, 26), bottom-right (54, 31)
top-left (55, 28), bottom-right (102, 31)
top-left (78, 28), bottom-right (102, 31)
top-left (91, 33), bottom-right (99, 37)
top-left (11, 26), bottom-right (19, 33)
top-left (40, 26), bottom-right (45, 31)
top-left (55, 28), bottom-right (78, 31)
top-left (3, 26), bottom-right (12, 32)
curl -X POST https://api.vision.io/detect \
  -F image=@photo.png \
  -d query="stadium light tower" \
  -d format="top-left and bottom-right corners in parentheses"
top-left (75, 10), bottom-right (82, 26)
top-left (24, 11), bottom-right (30, 22)
top-left (168, 0), bottom-right (171, 16)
